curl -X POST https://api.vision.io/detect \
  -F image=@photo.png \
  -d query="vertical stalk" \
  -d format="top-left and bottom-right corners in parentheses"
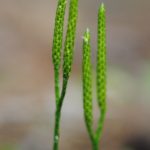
top-left (52, 0), bottom-right (66, 149)
top-left (54, 71), bottom-right (60, 106)
top-left (53, 71), bottom-right (60, 150)
top-left (92, 141), bottom-right (99, 150)
top-left (53, 107), bottom-right (61, 150)
top-left (53, 78), bottom-right (68, 150)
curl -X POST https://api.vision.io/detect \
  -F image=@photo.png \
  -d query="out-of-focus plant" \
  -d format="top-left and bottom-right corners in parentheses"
top-left (52, 0), bottom-right (78, 150)
top-left (82, 3), bottom-right (106, 150)
top-left (0, 143), bottom-right (15, 150)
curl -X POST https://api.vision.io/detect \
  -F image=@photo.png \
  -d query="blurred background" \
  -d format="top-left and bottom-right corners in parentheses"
top-left (0, 0), bottom-right (150, 149)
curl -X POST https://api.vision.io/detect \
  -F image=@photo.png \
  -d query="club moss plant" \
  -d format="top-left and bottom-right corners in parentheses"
top-left (82, 4), bottom-right (106, 150)
top-left (52, 0), bottom-right (106, 150)
top-left (52, 0), bottom-right (78, 150)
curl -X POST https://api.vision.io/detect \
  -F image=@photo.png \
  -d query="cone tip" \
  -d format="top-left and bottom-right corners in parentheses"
top-left (100, 2), bottom-right (105, 11)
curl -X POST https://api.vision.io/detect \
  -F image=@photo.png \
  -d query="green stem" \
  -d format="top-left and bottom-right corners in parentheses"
top-left (54, 70), bottom-right (60, 106)
top-left (95, 109), bottom-right (106, 141)
top-left (53, 78), bottom-right (68, 150)
top-left (92, 140), bottom-right (99, 150)
top-left (53, 70), bottom-right (60, 150)
top-left (53, 107), bottom-right (61, 150)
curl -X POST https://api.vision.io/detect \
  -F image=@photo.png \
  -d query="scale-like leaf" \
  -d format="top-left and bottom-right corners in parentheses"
top-left (52, 0), bottom-right (67, 71)
top-left (63, 0), bottom-right (78, 79)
